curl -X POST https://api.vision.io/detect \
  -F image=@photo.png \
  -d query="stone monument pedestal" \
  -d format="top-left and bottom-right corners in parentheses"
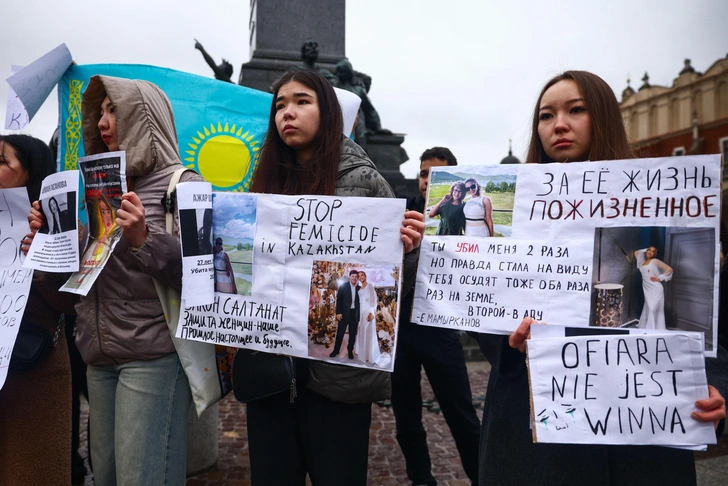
top-left (365, 133), bottom-right (417, 197)
top-left (185, 402), bottom-right (219, 477)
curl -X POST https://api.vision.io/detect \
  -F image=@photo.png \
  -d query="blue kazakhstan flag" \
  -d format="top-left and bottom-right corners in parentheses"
top-left (58, 64), bottom-right (272, 192)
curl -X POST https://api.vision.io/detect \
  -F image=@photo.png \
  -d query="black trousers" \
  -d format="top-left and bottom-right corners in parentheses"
top-left (391, 325), bottom-right (480, 485)
top-left (246, 386), bottom-right (372, 486)
top-left (332, 308), bottom-right (359, 354)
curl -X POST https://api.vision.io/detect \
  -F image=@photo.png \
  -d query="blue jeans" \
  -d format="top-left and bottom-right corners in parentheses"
top-left (87, 353), bottom-right (191, 486)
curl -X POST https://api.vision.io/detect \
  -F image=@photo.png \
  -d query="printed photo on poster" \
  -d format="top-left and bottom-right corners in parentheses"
top-left (180, 208), bottom-right (213, 257)
top-left (590, 226), bottom-right (716, 352)
top-left (426, 165), bottom-right (518, 237)
top-left (61, 152), bottom-right (127, 295)
top-left (24, 170), bottom-right (84, 272)
top-left (212, 192), bottom-right (256, 297)
top-left (39, 192), bottom-right (76, 234)
top-left (307, 261), bottom-right (400, 369)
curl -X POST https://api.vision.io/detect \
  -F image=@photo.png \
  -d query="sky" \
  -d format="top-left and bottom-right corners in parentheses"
top-left (1, 0), bottom-right (727, 179)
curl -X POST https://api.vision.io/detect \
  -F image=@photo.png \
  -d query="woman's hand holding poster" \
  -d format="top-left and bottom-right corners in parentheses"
top-left (176, 183), bottom-right (406, 372)
top-left (59, 152), bottom-right (127, 295)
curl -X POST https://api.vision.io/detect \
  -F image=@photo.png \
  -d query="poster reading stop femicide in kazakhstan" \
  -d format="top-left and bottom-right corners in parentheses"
top-left (0, 188), bottom-right (34, 390)
top-left (177, 187), bottom-right (406, 371)
top-left (413, 154), bottom-right (721, 356)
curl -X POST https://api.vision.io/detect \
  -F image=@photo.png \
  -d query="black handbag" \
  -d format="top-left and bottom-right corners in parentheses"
top-left (9, 317), bottom-right (62, 372)
top-left (232, 349), bottom-right (297, 403)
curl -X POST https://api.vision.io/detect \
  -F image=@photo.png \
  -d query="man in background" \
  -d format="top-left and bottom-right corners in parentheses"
top-left (392, 147), bottom-right (481, 485)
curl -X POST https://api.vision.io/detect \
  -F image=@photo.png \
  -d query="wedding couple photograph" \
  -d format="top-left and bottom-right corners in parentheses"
top-left (307, 260), bottom-right (400, 370)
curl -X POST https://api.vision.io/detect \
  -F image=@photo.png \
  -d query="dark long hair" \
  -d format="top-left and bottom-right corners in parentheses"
top-left (251, 71), bottom-right (343, 195)
top-left (0, 134), bottom-right (55, 201)
top-left (526, 71), bottom-right (632, 164)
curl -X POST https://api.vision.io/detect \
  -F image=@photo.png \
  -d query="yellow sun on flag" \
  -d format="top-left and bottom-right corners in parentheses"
top-left (184, 122), bottom-right (261, 191)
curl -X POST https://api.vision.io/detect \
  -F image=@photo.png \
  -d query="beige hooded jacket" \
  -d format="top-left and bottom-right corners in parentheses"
top-left (75, 75), bottom-right (201, 366)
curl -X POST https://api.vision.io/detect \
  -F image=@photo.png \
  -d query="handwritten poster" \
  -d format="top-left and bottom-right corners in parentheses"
top-left (4, 65), bottom-right (29, 130)
top-left (61, 152), bottom-right (127, 295)
top-left (178, 192), bottom-right (406, 371)
top-left (24, 170), bottom-right (81, 272)
top-left (5, 44), bottom-right (73, 121)
top-left (527, 332), bottom-right (715, 447)
top-left (413, 236), bottom-right (594, 334)
top-left (413, 155), bottom-right (721, 356)
top-left (0, 188), bottom-right (34, 390)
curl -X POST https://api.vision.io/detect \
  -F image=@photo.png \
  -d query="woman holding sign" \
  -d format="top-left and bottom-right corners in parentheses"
top-left (476, 71), bottom-right (726, 486)
top-left (26, 76), bottom-right (206, 485)
top-left (0, 134), bottom-right (75, 485)
top-left (246, 70), bottom-right (425, 486)
top-left (635, 246), bottom-right (673, 330)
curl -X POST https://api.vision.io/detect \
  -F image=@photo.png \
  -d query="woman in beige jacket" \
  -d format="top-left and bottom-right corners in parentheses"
top-left (29, 75), bottom-right (202, 486)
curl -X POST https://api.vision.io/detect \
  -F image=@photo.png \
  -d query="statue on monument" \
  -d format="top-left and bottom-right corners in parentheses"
top-left (194, 39), bottom-right (234, 83)
top-left (298, 40), bottom-right (337, 83)
top-left (334, 59), bottom-right (391, 140)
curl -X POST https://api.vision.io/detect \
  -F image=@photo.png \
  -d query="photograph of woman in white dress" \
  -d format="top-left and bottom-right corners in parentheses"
top-left (214, 237), bottom-right (238, 294)
top-left (634, 246), bottom-right (673, 330)
top-left (463, 178), bottom-right (494, 237)
top-left (354, 271), bottom-right (381, 365)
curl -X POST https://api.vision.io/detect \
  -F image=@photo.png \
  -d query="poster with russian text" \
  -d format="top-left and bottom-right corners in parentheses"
top-left (178, 192), bottom-right (406, 371)
top-left (527, 332), bottom-right (715, 448)
top-left (24, 170), bottom-right (81, 272)
top-left (0, 188), bottom-right (34, 390)
top-left (413, 155), bottom-right (721, 356)
top-left (60, 152), bottom-right (127, 295)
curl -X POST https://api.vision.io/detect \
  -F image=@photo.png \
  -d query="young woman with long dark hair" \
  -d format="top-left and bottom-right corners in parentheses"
top-left (477, 71), bottom-right (726, 486)
top-left (245, 70), bottom-right (425, 486)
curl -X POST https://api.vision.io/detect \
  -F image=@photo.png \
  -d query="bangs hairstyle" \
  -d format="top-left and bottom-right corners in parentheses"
top-left (0, 134), bottom-right (55, 201)
top-left (251, 71), bottom-right (343, 195)
top-left (526, 70), bottom-right (632, 164)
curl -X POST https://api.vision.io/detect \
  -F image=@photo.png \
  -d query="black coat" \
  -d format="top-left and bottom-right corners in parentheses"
top-left (476, 334), bottom-right (728, 486)
top-left (335, 282), bottom-right (360, 324)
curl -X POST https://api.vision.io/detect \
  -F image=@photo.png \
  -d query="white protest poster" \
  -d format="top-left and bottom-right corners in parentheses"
top-left (179, 193), bottom-right (406, 371)
top-left (527, 332), bottom-right (715, 447)
top-left (0, 188), bottom-right (34, 390)
top-left (413, 155), bottom-right (721, 356)
top-left (176, 182), bottom-right (215, 307)
top-left (412, 237), bottom-right (593, 334)
top-left (5, 44), bottom-right (73, 121)
top-left (4, 65), bottom-right (29, 130)
top-left (61, 152), bottom-right (127, 295)
top-left (24, 170), bottom-right (81, 272)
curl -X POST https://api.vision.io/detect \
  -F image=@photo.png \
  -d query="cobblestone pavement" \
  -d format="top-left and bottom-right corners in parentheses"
top-left (80, 360), bottom-right (728, 486)
top-left (187, 362), bottom-right (490, 486)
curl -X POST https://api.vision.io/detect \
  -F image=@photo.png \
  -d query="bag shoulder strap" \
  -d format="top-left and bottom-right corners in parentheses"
top-left (163, 168), bottom-right (196, 234)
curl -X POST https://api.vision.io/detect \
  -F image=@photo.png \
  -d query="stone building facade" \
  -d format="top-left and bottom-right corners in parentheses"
top-left (619, 55), bottom-right (728, 164)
